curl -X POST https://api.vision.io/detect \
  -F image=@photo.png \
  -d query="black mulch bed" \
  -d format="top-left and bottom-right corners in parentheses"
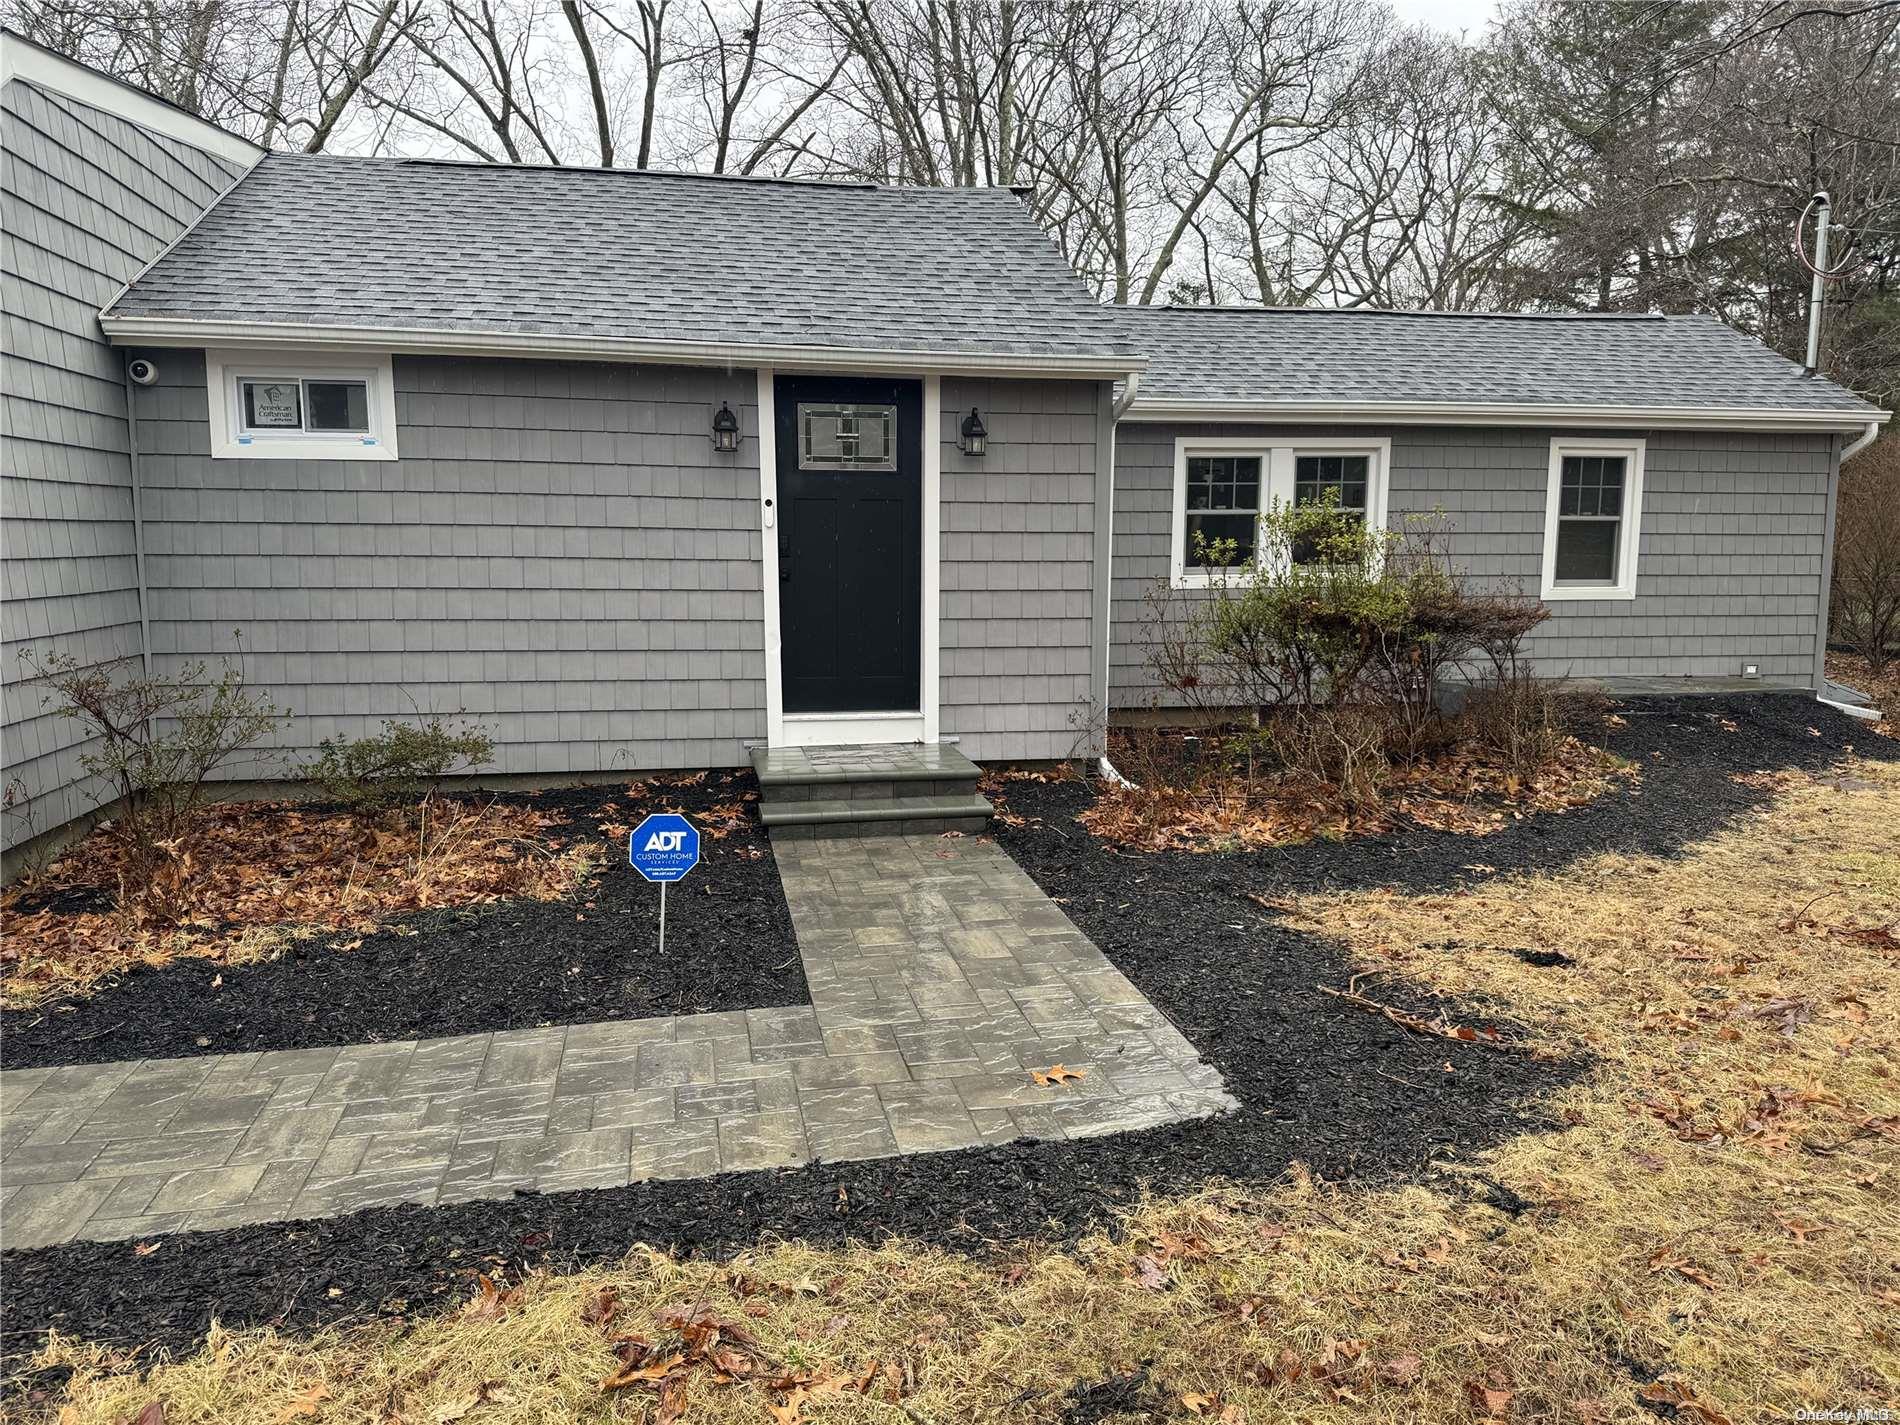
top-left (2, 696), bottom-right (1888, 1395)
top-left (0, 772), bottom-right (804, 1072)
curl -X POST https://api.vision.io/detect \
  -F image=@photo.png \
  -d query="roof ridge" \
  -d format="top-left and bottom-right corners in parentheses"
top-left (1133, 303), bottom-right (1671, 323)
top-left (373, 155), bottom-right (1027, 197)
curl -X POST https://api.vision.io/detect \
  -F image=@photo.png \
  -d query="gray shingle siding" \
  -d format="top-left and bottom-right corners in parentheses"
top-left (939, 379), bottom-right (1107, 761)
top-left (1109, 422), bottom-right (1834, 702)
top-left (1, 76), bottom-right (246, 854)
top-left (133, 352), bottom-right (767, 776)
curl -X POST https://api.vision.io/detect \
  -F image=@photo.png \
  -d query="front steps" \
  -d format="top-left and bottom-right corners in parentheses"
top-left (751, 742), bottom-right (992, 839)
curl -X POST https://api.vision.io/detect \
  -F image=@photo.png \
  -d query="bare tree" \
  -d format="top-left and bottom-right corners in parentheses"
top-left (1833, 435), bottom-right (1900, 671)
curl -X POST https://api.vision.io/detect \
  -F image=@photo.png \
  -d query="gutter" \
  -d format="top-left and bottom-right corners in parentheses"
top-left (1842, 417), bottom-right (1883, 461)
top-left (1118, 397), bottom-right (1889, 437)
top-left (96, 315), bottom-right (1147, 383)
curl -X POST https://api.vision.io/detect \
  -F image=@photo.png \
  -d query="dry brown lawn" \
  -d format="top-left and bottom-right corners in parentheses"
top-left (24, 760), bottom-right (1900, 1425)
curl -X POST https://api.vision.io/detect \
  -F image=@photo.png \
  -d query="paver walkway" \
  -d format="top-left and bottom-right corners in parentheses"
top-left (1, 833), bottom-right (1234, 1249)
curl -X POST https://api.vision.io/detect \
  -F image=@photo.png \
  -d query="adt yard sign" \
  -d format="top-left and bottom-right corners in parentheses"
top-left (629, 813), bottom-right (698, 956)
top-left (629, 813), bottom-right (699, 883)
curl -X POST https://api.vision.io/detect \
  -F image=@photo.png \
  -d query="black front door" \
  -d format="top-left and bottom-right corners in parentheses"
top-left (775, 375), bottom-right (923, 714)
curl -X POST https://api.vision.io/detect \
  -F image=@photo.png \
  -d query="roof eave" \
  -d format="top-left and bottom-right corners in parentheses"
top-left (98, 314), bottom-right (1144, 380)
top-left (1118, 397), bottom-right (1888, 435)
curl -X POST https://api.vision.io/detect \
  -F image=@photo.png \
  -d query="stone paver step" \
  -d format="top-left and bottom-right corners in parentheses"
top-left (751, 743), bottom-right (991, 838)
top-left (759, 793), bottom-right (993, 838)
top-left (751, 742), bottom-right (982, 789)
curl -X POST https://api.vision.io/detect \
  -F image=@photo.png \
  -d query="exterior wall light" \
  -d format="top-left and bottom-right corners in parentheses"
top-left (958, 406), bottom-right (988, 457)
top-left (711, 401), bottom-right (741, 453)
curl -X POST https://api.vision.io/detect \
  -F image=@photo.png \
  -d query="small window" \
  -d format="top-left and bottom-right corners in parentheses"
top-left (1292, 453), bottom-right (1371, 565)
top-left (799, 402), bottom-right (897, 470)
top-left (1542, 439), bottom-right (1644, 600)
top-left (209, 351), bottom-right (397, 460)
top-left (1553, 455), bottom-right (1624, 583)
top-left (1171, 438), bottom-right (1390, 589)
top-left (238, 377), bottom-right (370, 435)
top-left (1183, 454), bottom-right (1262, 569)
top-left (1294, 454), bottom-right (1370, 514)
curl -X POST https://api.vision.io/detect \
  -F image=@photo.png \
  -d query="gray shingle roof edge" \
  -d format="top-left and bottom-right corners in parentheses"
top-left (1114, 305), bottom-right (1887, 428)
top-left (99, 152), bottom-right (1141, 372)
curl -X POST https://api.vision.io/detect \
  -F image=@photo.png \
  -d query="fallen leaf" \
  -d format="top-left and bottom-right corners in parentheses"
top-left (581, 1286), bottom-right (618, 1327)
top-left (1131, 1253), bottom-right (1171, 1290)
top-left (132, 1241), bottom-right (161, 1257)
top-left (1378, 1353), bottom-right (1423, 1387)
top-left (119, 1406), bottom-right (163, 1425)
top-left (1647, 1247), bottom-right (1716, 1290)
top-left (270, 1384), bottom-right (331, 1424)
top-left (1031, 1064), bottom-right (1086, 1086)
top-left (601, 1351), bottom-right (686, 1390)
top-left (655, 1377), bottom-right (687, 1425)
top-left (1465, 1380), bottom-right (1514, 1416)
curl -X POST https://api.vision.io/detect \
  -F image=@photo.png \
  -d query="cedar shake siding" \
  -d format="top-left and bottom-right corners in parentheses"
top-left (130, 353), bottom-right (768, 776)
top-left (1109, 422), bottom-right (1836, 703)
top-left (122, 357), bottom-right (1111, 780)
top-left (1, 76), bottom-right (248, 854)
top-left (939, 378), bottom-right (1108, 761)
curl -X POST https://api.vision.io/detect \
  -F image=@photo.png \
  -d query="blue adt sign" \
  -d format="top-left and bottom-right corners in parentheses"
top-left (628, 813), bottom-right (699, 884)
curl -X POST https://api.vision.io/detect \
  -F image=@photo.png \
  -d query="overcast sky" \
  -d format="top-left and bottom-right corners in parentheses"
top-left (1388, 0), bottom-right (1499, 37)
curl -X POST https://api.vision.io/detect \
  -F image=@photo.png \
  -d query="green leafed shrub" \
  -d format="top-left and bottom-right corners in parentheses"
top-left (1140, 500), bottom-right (1569, 806)
top-left (304, 715), bottom-right (495, 808)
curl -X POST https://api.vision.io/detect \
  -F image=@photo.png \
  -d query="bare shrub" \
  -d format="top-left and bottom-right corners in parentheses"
top-left (1458, 670), bottom-right (1603, 785)
top-left (18, 648), bottom-right (283, 912)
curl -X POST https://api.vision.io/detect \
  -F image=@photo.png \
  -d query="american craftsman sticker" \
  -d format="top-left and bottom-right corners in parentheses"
top-left (244, 380), bottom-right (302, 428)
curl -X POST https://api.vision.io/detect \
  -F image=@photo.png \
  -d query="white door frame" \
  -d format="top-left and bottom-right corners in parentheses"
top-left (758, 368), bottom-right (941, 748)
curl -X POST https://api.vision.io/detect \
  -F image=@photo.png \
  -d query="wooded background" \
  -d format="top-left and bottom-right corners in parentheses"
top-left (10, 1), bottom-right (1897, 405)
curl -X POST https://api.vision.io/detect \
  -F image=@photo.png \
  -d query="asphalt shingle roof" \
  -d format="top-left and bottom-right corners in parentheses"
top-left (1117, 305), bottom-right (1882, 415)
top-left (107, 154), bottom-right (1134, 362)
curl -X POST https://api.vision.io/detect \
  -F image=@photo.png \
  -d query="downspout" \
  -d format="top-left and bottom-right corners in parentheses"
top-left (1097, 372), bottom-right (1141, 788)
top-left (1111, 370), bottom-right (1142, 421)
top-left (1841, 418), bottom-right (1881, 462)
top-left (123, 357), bottom-right (153, 681)
top-left (1818, 419), bottom-right (1888, 721)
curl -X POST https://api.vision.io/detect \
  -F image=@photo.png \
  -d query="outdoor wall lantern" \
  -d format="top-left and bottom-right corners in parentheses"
top-left (958, 406), bottom-right (988, 457)
top-left (711, 401), bottom-right (741, 453)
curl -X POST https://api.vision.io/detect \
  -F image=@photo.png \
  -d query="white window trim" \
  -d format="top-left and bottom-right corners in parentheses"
top-left (1541, 436), bottom-right (1645, 601)
top-left (1169, 435), bottom-right (1391, 590)
top-left (206, 349), bottom-right (399, 461)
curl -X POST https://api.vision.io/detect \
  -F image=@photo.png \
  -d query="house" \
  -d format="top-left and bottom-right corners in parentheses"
top-left (1, 31), bottom-right (1887, 868)
top-left (1107, 305), bottom-right (1887, 708)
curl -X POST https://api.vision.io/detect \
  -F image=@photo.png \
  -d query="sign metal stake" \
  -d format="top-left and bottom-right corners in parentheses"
top-left (629, 812), bottom-right (699, 958)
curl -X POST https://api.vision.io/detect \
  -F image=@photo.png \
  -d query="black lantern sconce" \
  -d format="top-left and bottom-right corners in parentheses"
top-left (711, 401), bottom-right (741, 454)
top-left (958, 406), bottom-right (988, 457)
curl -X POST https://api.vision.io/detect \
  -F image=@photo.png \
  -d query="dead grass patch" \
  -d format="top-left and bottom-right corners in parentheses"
top-left (26, 762), bottom-right (1900, 1424)
top-left (1, 799), bottom-right (598, 1009)
top-left (1080, 727), bottom-right (1629, 851)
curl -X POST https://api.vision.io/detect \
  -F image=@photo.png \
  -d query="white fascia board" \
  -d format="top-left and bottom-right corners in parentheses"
top-left (97, 315), bottom-right (1145, 381)
top-left (0, 32), bottom-right (262, 168)
top-left (1118, 398), bottom-right (1889, 436)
